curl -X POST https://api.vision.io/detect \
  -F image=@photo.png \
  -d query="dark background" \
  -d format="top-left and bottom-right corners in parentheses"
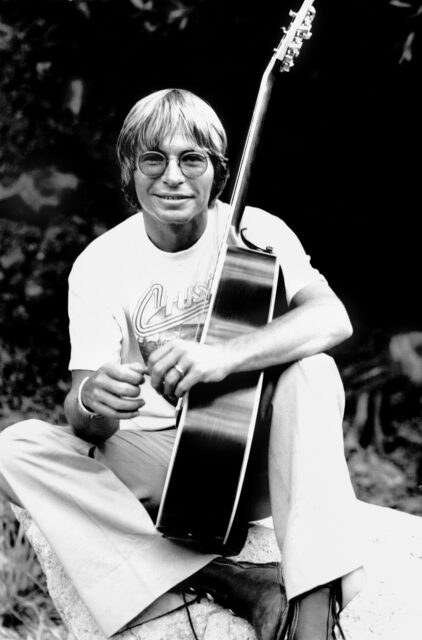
top-left (3, 0), bottom-right (421, 332)
top-left (1, 0), bottom-right (421, 512)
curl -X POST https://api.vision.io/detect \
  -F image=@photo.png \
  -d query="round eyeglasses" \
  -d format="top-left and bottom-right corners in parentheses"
top-left (138, 150), bottom-right (209, 179)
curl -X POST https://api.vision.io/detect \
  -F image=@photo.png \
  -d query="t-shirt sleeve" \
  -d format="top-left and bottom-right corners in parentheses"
top-left (243, 208), bottom-right (327, 305)
top-left (68, 254), bottom-right (122, 371)
top-left (272, 218), bottom-right (327, 304)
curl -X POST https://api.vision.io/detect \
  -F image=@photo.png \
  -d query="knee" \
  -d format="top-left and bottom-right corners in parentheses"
top-left (273, 354), bottom-right (345, 412)
top-left (0, 419), bottom-right (51, 467)
top-left (301, 354), bottom-right (344, 401)
top-left (280, 353), bottom-right (343, 391)
top-left (298, 353), bottom-right (342, 381)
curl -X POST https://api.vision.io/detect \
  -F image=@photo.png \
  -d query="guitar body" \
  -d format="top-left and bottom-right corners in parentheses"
top-left (156, 245), bottom-right (279, 554)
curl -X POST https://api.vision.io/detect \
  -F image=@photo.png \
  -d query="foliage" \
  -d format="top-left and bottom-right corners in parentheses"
top-left (0, 212), bottom-right (110, 427)
top-left (38, 0), bottom-right (204, 33)
top-left (337, 332), bottom-right (422, 516)
top-left (0, 499), bottom-right (67, 640)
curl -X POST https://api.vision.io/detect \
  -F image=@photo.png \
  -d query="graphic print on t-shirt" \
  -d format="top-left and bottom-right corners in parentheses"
top-left (132, 277), bottom-right (212, 364)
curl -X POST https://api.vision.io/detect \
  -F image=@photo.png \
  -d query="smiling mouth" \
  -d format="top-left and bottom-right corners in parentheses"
top-left (156, 195), bottom-right (192, 200)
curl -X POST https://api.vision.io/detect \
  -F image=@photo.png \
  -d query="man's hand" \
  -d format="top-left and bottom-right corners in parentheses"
top-left (147, 339), bottom-right (234, 400)
top-left (81, 362), bottom-right (146, 419)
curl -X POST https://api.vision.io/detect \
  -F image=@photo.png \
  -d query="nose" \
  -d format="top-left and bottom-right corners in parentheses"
top-left (162, 158), bottom-right (185, 185)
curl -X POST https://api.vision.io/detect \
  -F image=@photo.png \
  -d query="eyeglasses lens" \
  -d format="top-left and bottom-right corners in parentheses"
top-left (139, 152), bottom-right (208, 178)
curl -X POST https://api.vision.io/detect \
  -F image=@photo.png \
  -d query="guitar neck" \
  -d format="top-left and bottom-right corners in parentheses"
top-left (229, 64), bottom-right (277, 241)
top-left (228, 0), bottom-right (316, 243)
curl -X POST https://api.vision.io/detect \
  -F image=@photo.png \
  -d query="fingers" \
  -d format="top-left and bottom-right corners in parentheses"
top-left (148, 341), bottom-right (189, 396)
top-left (87, 388), bottom-right (145, 418)
top-left (147, 340), bottom-right (230, 400)
top-left (103, 361), bottom-right (146, 385)
top-left (150, 353), bottom-right (180, 390)
top-left (147, 341), bottom-right (174, 369)
top-left (152, 353), bottom-right (194, 399)
top-left (173, 364), bottom-right (199, 398)
top-left (83, 362), bottom-right (146, 417)
top-left (148, 340), bottom-right (210, 398)
top-left (162, 365), bottom-right (186, 399)
top-left (97, 362), bottom-right (145, 394)
top-left (99, 376), bottom-right (142, 398)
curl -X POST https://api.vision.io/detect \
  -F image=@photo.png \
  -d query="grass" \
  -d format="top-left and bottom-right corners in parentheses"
top-left (0, 497), bottom-right (68, 640)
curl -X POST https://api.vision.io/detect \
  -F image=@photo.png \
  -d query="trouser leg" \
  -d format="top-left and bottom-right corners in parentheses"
top-left (268, 354), bottom-right (365, 603)
top-left (0, 420), bottom-right (215, 637)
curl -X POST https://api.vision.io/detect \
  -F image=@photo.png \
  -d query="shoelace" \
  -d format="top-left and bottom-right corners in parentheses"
top-left (331, 580), bottom-right (346, 640)
top-left (116, 591), bottom-right (202, 636)
top-left (182, 591), bottom-right (200, 640)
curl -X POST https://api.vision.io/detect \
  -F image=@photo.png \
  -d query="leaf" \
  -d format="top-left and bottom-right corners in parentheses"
top-left (0, 21), bottom-right (14, 51)
top-left (24, 283), bottom-right (44, 299)
top-left (0, 248), bottom-right (25, 270)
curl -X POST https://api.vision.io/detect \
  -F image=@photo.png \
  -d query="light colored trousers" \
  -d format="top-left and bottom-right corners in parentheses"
top-left (0, 354), bottom-right (364, 638)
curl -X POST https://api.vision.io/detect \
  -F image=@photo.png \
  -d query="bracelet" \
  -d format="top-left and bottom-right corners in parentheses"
top-left (77, 376), bottom-right (99, 419)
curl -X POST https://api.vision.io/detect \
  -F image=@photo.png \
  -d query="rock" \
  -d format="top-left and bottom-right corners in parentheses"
top-left (340, 502), bottom-right (422, 640)
top-left (10, 503), bottom-right (422, 640)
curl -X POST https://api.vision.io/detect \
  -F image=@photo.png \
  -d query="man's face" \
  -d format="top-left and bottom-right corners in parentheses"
top-left (133, 132), bottom-right (214, 246)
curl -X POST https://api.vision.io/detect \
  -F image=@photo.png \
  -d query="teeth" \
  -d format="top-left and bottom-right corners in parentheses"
top-left (160, 196), bottom-right (187, 200)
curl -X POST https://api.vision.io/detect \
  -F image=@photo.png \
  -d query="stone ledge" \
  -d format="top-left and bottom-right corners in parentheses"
top-left (10, 503), bottom-right (422, 640)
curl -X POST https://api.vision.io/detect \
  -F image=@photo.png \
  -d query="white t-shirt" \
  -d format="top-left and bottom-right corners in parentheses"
top-left (68, 200), bottom-right (326, 430)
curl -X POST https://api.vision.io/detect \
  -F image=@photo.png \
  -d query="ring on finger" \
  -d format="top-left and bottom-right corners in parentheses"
top-left (173, 364), bottom-right (185, 378)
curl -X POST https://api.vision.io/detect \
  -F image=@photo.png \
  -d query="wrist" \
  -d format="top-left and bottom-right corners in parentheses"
top-left (77, 376), bottom-right (100, 419)
top-left (222, 339), bottom-right (244, 376)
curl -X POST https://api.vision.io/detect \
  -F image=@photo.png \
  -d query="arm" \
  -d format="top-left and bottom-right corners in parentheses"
top-left (66, 246), bottom-right (147, 443)
top-left (148, 280), bottom-right (352, 398)
top-left (64, 363), bottom-right (146, 444)
top-left (223, 279), bottom-right (353, 371)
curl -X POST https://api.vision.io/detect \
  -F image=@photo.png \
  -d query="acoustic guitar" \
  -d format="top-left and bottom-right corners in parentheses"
top-left (156, 0), bottom-right (316, 555)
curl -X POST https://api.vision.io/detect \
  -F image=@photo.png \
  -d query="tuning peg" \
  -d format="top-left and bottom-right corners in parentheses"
top-left (286, 44), bottom-right (300, 58)
top-left (288, 10), bottom-right (297, 18)
top-left (304, 10), bottom-right (316, 27)
top-left (296, 25), bottom-right (308, 36)
top-left (296, 25), bottom-right (312, 40)
top-left (280, 55), bottom-right (295, 72)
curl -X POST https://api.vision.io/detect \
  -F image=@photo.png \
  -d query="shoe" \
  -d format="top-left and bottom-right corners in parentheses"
top-left (283, 579), bottom-right (346, 640)
top-left (185, 556), bottom-right (288, 640)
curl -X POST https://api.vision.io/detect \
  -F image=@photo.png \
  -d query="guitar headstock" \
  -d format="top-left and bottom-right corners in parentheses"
top-left (274, 0), bottom-right (316, 73)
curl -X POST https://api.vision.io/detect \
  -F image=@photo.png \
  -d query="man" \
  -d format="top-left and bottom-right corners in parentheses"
top-left (0, 89), bottom-right (365, 640)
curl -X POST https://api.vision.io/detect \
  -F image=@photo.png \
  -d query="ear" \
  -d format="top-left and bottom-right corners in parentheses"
top-left (210, 160), bottom-right (230, 203)
top-left (123, 175), bottom-right (139, 211)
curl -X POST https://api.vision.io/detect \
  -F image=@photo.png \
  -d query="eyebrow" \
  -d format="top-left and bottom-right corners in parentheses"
top-left (152, 143), bottom-right (203, 154)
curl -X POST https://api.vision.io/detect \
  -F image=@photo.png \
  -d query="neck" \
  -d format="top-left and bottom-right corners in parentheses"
top-left (144, 214), bottom-right (208, 253)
